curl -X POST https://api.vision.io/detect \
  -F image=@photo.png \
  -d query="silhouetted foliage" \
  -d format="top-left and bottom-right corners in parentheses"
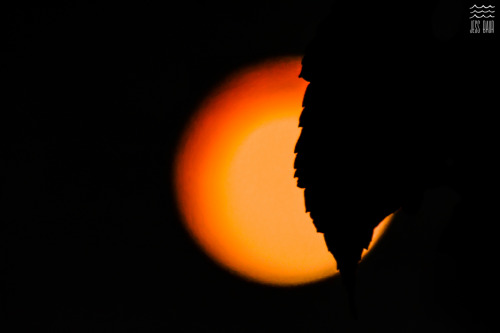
top-left (294, 0), bottom-right (498, 316)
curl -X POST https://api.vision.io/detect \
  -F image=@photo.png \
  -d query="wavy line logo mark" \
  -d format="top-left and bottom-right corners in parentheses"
top-left (470, 4), bottom-right (495, 19)
top-left (469, 4), bottom-right (495, 34)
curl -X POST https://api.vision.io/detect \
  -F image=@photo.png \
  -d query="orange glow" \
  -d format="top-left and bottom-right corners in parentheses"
top-left (174, 57), bottom-right (393, 286)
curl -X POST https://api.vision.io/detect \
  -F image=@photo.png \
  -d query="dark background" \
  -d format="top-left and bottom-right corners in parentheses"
top-left (2, 1), bottom-right (498, 332)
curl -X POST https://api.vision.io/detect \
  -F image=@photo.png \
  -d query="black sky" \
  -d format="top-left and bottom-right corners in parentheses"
top-left (2, 1), bottom-right (499, 332)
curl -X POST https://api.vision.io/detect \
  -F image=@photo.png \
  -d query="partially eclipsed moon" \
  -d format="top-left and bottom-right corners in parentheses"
top-left (174, 57), bottom-right (392, 286)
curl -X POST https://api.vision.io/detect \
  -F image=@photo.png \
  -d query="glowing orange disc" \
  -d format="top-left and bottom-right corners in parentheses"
top-left (174, 57), bottom-right (392, 286)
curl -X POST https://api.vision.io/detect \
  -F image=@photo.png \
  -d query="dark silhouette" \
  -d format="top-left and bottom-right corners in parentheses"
top-left (294, 0), bottom-right (497, 317)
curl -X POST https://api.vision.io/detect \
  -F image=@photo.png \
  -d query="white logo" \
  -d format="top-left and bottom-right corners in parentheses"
top-left (469, 4), bottom-right (495, 34)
